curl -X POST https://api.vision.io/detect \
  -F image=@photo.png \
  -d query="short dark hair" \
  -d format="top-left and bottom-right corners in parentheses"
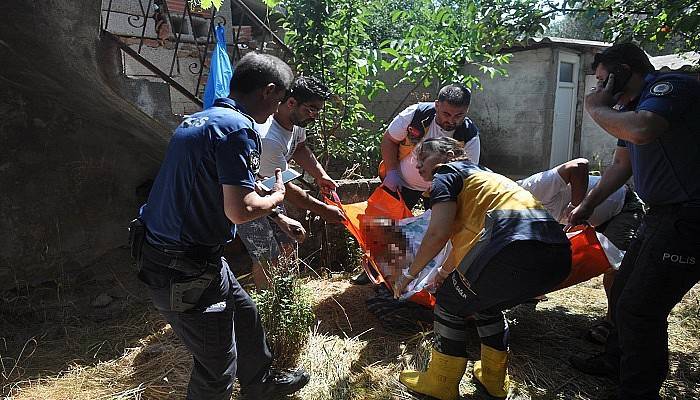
top-left (229, 52), bottom-right (294, 94)
top-left (288, 76), bottom-right (331, 104)
top-left (437, 83), bottom-right (471, 108)
top-left (592, 42), bottom-right (655, 75)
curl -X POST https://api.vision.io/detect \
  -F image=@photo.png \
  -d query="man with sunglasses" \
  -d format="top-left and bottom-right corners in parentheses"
top-left (237, 76), bottom-right (345, 288)
top-left (568, 42), bottom-right (700, 400)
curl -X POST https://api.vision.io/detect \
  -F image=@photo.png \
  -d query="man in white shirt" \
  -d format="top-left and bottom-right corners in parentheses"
top-left (237, 76), bottom-right (345, 288)
top-left (517, 158), bottom-right (627, 227)
top-left (517, 158), bottom-right (644, 344)
top-left (380, 83), bottom-right (480, 208)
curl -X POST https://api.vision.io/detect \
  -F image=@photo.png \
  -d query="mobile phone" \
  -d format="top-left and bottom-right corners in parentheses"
top-left (259, 168), bottom-right (301, 191)
top-left (603, 65), bottom-right (632, 95)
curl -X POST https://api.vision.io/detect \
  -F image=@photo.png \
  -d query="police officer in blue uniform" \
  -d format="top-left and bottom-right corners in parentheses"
top-left (132, 53), bottom-right (309, 399)
top-left (568, 43), bottom-right (700, 400)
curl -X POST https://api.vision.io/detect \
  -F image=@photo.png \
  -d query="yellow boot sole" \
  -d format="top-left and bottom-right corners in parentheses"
top-left (400, 370), bottom-right (460, 400)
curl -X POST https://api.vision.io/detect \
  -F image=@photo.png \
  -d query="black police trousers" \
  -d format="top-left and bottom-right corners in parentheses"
top-left (138, 255), bottom-right (272, 400)
top-left (604, 205), bottom-right (700, 400)
top-left (433, 240), bottom-right (571, 356)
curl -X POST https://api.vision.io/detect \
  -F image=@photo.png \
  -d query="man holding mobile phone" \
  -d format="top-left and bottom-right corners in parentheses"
top-left (237, 76), bottom-right (345, 288)
top-left (134, 53), bottom-right (310, 399)
top-left (568, 43), bottom-right (700, 400)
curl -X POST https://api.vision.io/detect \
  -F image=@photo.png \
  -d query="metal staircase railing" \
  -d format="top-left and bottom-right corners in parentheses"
top-left (100, 0), bottom-right (293, 110)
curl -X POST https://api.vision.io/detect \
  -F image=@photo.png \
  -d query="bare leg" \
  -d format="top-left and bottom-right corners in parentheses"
top-left (603, 270), bottom-right (615, 321)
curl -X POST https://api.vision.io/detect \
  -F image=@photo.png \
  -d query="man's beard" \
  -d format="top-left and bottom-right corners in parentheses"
top-left (295, 118), bottom-right (315, 128)
top-left (437, 121), bottom-right (457, 131)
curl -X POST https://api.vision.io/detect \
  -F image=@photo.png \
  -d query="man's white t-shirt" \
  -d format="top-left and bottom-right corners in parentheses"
top-left (517, 167), bottom-right (626, 226)
top-left (387, 103), bottom-right (481, 191)
top-left (255, 116), bottom-right (307, 177)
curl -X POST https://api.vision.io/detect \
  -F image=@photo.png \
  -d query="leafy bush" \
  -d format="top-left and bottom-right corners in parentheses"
top-left (251, 258), bottom-right (316, 368)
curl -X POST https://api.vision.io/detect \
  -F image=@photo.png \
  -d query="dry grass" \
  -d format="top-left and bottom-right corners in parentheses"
top-left (3, 260), bottom-right (699, 400)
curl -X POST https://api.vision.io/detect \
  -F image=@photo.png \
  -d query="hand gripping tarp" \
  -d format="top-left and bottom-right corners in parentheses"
top-left (325, 186), bottom-right (437, 308)
top-left (203, 25), bottom-right (233, 109)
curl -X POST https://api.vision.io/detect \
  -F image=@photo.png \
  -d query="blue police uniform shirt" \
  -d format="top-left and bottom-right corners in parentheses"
top-left (140, 98), bottom-right (261, 247)
top-left (616, 73), bottom-right (700, 207)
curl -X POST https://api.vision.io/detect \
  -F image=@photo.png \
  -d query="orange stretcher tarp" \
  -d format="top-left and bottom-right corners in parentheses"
top-left (325, 186), bottom-right (437, 307)
top-left (554, 224), bottom-right (613, 291)
top-left (326, 188), bottom-right (612, 310)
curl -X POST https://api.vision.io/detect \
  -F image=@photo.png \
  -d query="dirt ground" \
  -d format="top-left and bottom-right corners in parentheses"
top-left (1, 247), bottom-right (698, 399)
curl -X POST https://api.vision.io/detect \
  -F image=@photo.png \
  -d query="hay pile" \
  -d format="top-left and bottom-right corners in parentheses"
top-left (4, 273), bottom-right (699, 399)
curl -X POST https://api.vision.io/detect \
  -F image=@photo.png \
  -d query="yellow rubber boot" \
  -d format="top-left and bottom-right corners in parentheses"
top-left (473, 344), bottom-right (510, 398)
top-left (399, 348), bottom-right (468, 400)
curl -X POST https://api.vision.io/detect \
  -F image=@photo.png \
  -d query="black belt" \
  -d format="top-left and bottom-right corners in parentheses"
top-left (142, 241), bottom-right (222, 275)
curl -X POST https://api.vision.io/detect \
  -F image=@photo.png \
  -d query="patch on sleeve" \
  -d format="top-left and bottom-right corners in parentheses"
top-left (248, 150), bottom-right (260, 175)
top-left (650, 82), bottom-right (673, 96)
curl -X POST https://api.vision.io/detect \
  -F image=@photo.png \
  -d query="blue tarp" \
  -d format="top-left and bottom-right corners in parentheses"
top-left (203, 25), bottom-right (233, 109)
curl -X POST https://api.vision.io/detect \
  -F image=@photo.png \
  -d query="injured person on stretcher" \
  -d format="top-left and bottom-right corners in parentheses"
top-left (364, 156), bottom-right (635, 314)
top-left (361, 210), bottom-right (452, 301)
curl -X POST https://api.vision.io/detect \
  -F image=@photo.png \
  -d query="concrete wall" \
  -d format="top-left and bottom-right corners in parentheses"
top-left (365, 70), bottom-right (440, 130)
top-left (464, 47), bottom-right (556, 177)
top-left (0, 0), bottom-right (170, 289)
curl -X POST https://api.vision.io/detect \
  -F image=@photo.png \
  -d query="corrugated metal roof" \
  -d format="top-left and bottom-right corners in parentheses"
top-left (529, 36), bottom-right (611, 48)
top-left (510, 38), bottom-right (698, 71)
top-left (650, 52), bottom-right (700, 71)
top-left (506, 36), bottom-right (611, 52)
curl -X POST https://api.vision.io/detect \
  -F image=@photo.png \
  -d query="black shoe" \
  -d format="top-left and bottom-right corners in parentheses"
top-left (350, 270), bottom-right (371, 285)
top-left (584, 320), bottom-right (614, 346)
top-left (240, 368), bottom-right (310, 399)
top-left (569, 353), bottom-right (619, 381)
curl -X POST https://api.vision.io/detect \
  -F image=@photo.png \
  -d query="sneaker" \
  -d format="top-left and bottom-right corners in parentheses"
top-left (569, 353), bottom-right (619, 381)
top-left (240, 368), bottom-right (310, 399)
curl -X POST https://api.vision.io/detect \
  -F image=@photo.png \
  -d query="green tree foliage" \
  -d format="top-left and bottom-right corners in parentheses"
top-left (551, 1), bottom-right (699, 56)
top-left (267, 0), bottom-right (388, 175)
top-left (382, 0), bottom-right (553, 88)
top-left (545, 12), bottom-right (606, 41)
top-left (190, 0), bottom-right (223, 10)
top-left (264, 0), bottom-right (555, 175)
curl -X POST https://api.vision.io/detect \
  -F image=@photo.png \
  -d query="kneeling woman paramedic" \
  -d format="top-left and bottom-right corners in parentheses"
top-left (394, 137), bottom-right (571, 399)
